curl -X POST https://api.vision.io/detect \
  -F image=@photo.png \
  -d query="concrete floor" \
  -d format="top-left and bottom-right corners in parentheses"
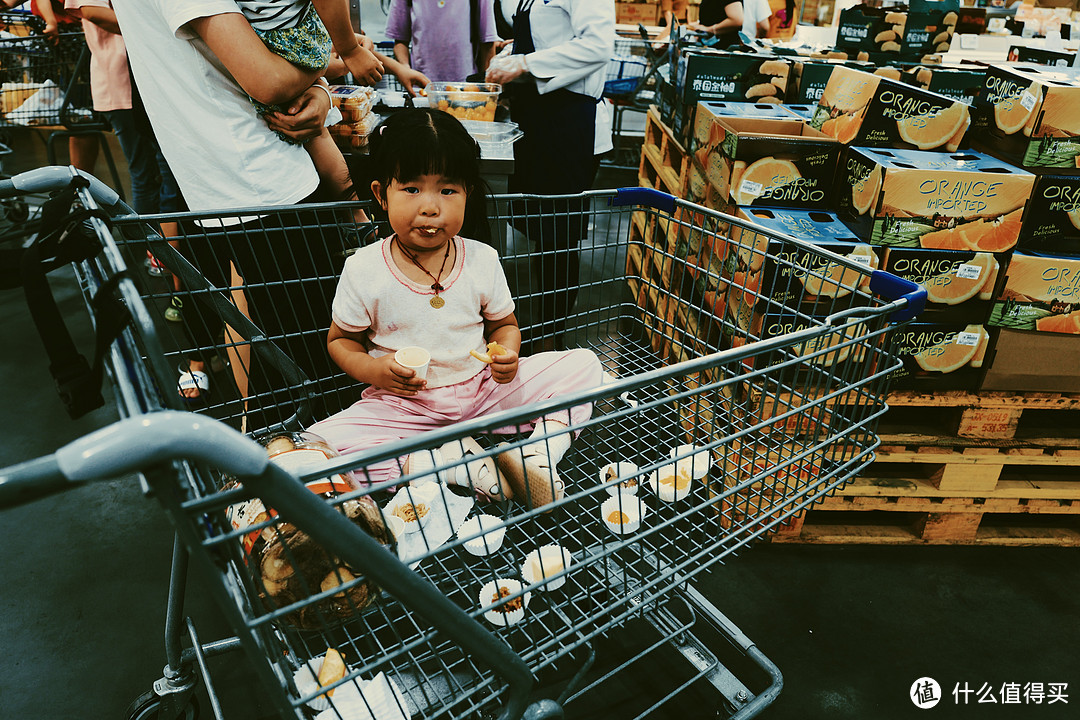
top-left (2, 8), bottom-right (1079, 719)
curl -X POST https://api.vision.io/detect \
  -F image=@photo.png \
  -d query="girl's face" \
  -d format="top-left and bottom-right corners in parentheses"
top-left (373, 173), bottom-right (468, 252)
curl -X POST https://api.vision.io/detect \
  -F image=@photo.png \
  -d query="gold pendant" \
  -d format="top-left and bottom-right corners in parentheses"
top-left (430, 295), bottom-right (445, 309)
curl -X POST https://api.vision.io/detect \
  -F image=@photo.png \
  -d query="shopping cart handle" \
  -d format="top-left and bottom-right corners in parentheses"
top-left (0, 412), bottom-right (269, 508)
top-left (0, 166), bottom-right (125, 211)
top-left (869, 270), bottom-right (927, 323)
top-left (610, 187), bottom-right (677, 214)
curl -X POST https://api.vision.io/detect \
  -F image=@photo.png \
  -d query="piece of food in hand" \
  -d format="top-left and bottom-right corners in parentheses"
top-left (470, 341), bottom-right (508, 364)
top-left (317, 648), bottom-right (347, 696)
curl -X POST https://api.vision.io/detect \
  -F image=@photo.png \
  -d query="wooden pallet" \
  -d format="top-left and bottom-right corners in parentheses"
top-left (881, 391), bottom-right (1080, 441)
top-left (640, 105), bottom-right (688, 196)
top-left (771, 477), bottom-right (1080, 546)
top-left (870, 442), bottom-right (1080, 493)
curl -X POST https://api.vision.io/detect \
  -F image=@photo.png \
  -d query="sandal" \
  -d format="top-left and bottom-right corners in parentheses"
top-left (495, 442), bottom-right (564, 512)
top-left (164, 296), bottom-right (183, 323)
top-left (177, 368), bottom-right (210, 403)
top-left (438, 437), bottom-right (513, 501)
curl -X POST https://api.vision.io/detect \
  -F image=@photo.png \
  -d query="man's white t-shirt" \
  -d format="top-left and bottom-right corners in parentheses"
top-left (112, 0), bottom-right (318, 211)
top-left (332, 236), bottom-right (516, 388)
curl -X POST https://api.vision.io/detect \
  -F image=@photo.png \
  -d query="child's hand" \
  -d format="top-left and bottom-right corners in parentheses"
top-left (489, 347), bottom-right (518, 384)
top-left (374, 355), bottom-right (427, 396)
top-left (341, 45), bottom-right (384, 86)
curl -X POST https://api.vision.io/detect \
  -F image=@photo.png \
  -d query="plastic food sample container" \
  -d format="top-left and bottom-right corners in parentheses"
top-left (427, 82), bottom-right (501, 122)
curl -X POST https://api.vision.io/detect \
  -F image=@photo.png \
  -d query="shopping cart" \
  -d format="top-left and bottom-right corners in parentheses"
top-left (603, 27), bottom-right (669, 172)
top-left (0, 167), bottom-right (924, 720)
top-left (0, 18), bottom-right (122, 193)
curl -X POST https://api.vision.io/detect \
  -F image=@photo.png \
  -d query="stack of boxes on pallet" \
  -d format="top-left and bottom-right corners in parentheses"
top-left (634, 4), bottom-right (1080, 545)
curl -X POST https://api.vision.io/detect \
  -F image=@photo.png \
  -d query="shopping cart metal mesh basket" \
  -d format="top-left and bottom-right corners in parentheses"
top-left (4, 169), bottom-right (924, 720)
top-left (0, 22), bottom-right (98, 130)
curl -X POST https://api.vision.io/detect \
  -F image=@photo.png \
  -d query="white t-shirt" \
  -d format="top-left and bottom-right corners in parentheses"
top-left (742, 0), bottom-right (772, 38)
top-left (112, 0), bottom-right (318, 211)
top-left (332, 236), bottom-right (516, 388)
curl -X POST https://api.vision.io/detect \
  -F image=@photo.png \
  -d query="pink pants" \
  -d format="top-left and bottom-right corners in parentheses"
top-left (310, 349), bottom-right (604, 485)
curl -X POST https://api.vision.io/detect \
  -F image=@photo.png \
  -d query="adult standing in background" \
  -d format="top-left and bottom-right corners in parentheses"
top-left (385, 0), bottom-right (499, 82)
top-left (690, 0), bottom-right (744, 48)
top-left (485, 0), bottom-right (613, 353)
top-left (742, 0), bottom-right (772, 39)
top-left (656, 0), bottom-right (688, 46)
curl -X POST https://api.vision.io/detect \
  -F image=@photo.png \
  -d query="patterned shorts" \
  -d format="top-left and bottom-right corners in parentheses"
top-left (250, 6), bottom-right (333, 143)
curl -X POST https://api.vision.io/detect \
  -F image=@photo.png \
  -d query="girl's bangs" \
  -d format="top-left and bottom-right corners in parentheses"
top-left (391, 128), bottom-right (479, 187)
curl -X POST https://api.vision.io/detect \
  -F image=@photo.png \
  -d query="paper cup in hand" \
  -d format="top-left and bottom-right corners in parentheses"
top-left (394, 346), bottom-right (430, 379)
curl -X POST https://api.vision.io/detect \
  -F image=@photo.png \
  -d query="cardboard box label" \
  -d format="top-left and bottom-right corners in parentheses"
top-left (676, 51), bottom-right (792, 105)
top-left (883, 247), bottom-right (1003, 323)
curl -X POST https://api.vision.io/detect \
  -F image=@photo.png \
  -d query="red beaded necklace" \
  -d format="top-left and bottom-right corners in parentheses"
top-left (395, 237), bottom-right (452, 309)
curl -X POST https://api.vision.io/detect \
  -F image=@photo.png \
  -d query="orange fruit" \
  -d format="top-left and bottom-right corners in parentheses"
top-left (897, 102), bottom-right (969, 149)
top-left (851, 164), bottom-right (882, 215)
top-left (924, 252), bottom-right (994, 305)
top-left (1068, 207), bottom-right (1080, 232)
top-left (733, 157), bottom-right (801, 206)
top-left (944, 115), bottom-right (971, 152)
top-left (993, 82), bottom-right (1039, 135)
top-left (801, 244), bottom-right (878, 298)
top-left (1035, 310), bottom-right (1080, 334)
top-left (971, 327), bottom-right (991, 368)
top-left (918, 223), bottom-right (971, 250)
top-left (958, 208), bottom-right (1024, 252)
top-left (915, 324), bottom-right (984, 373)
top-left (978, 258), bottom-right (1001, 301)
top-left (822, 112), bottom-right (862, 144)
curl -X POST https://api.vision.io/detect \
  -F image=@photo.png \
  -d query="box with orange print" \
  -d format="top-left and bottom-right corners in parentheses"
top-left (1017, 174), bottom-right (1080, 256)
top-left (835, 147), bottom-right (1034, 250)
top-left (694, 116), bottom-right (840, 211)
top-left (882, 247), bottom-right (1007, 324)
top-left (889, 322), bottom-right (993, 390)
top-left (809, 66), bottom-right (971, 153)
top-left (989, 252), bottom-right (1080, 334)
top-left (972, 64), bottom-right (1080, 172)
top-left (731, 206), bottom-right (885, 312)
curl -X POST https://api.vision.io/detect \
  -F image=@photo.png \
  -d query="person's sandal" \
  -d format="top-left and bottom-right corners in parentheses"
top-left (177, 368), bottom-right (210, 404)
top-left (438, 437), bottom-right (513, 501)
top-left (495, 442), bottom-right (564, 512)
top-left (164, 296), bottom-right (183, 323)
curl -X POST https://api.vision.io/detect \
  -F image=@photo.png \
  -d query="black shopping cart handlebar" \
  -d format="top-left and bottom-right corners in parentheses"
top-left (0, 412), bottom-right (269, 508)
top-left (0, 166), bottom-right (129, 214)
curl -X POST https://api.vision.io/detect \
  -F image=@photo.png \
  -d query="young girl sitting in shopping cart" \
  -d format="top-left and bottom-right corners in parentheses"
top-left (309, 108), bottom-right (605, 510)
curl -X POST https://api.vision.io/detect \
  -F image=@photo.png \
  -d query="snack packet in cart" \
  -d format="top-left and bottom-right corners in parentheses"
top-left (225, 432), bottom-right (392, 629)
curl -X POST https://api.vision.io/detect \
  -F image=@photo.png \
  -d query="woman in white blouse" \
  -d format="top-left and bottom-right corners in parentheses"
top-left (486, 0), bottom-right (614, 353)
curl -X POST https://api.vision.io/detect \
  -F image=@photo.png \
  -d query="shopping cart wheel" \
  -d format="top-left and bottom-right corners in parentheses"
top-left (124, 690), bottom-right (200, 720)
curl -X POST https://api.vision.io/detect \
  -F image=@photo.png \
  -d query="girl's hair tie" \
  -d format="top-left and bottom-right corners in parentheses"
top-left (379, 125), bottom-right (387, 136)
